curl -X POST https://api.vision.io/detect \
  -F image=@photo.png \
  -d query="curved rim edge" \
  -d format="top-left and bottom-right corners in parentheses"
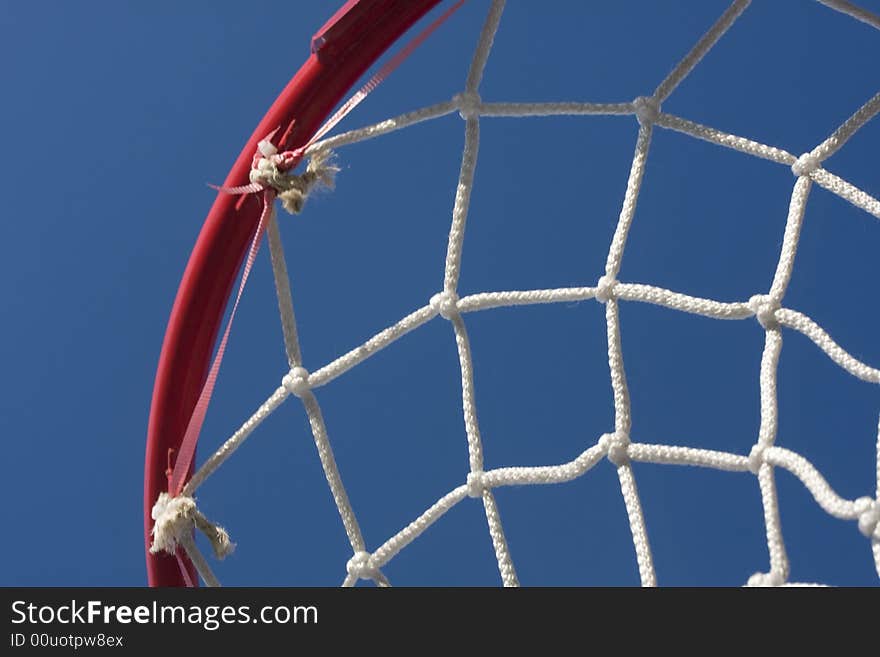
top-left (144, 0), bottom-right (442, 587)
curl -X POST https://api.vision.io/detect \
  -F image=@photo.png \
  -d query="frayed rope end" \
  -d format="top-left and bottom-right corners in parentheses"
top-left (150, 492), bottom-right (235, 560)
top-left (277, 149), bottom-right (339, 214)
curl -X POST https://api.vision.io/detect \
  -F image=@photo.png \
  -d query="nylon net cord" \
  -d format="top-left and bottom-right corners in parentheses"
top-left (163, 0), bottom-right (880, 586)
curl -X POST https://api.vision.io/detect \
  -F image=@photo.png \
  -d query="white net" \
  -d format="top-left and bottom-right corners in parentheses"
top-left (153, 0), bottom-right (880, 586)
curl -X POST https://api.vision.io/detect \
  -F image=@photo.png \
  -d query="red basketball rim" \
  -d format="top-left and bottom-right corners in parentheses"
top-left (145, 0), bottom-right (442, 587)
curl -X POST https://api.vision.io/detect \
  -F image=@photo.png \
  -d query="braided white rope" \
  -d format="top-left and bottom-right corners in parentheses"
top-left (182, 0), bottom-right (880, 586)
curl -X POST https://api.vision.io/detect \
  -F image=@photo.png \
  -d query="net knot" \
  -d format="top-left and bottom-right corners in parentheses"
top-left (594, 275), bottom-right (618, 304)
top-left (430, 290), bottom-right (460, 320)
top-left (791, 152), bottom-right (820, 177)
top-left (855, 497), bottom-right (880, 539)
top-left (600, 432), bottom-right (630, 466)
top-left (150, 492), bottom-right (235, 560)
top-left (346, 551), bottom-right (378, 581)
top-left (748, 295), bottom-right (780, 330)
top-left (466, 470), bottom-right (486, 498)
top-left (747, 444), bottom-right (767, 475)
top-left (454, 91), bottom-right (482, 120)
top-left (633, 96), bottom-right (661, 126)
top-left (249, 157), bottom-right (283, 188)
top-left (282, 366), bottom-right (311, 398)
top-left (746, 571), bottom-right (785, 587)
top-left (250, 148), bottom-right (339, 214)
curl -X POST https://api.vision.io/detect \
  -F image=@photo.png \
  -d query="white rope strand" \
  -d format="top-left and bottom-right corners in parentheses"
top-left (308, 305), bottom-right (437, 388)
top-left (481, 490), bottom-right (519, 587)
top-left (451, 314), bottom-right (485, 474)
top-left (874, 420), bottom-right (880, 578)
top-left (656, 113), bottom-right (795, 165)
top-left (628, 443), bottom-right (750, 472)
top-left (812, 90), bottom-right (880, 161)
top-left (810, 168), bottom-right (880, 219)
top-left (604, 300), bottom-right (633, 437)
top-left (458, 287), bottom-right (597, 311)
top-left (756, 330), bottom-right (783, 452)
top-left (653, 0), bottom-right (751, 102)
top-left (370, 486), bottom-right (469, 570)
top-left (765, 446), bottom-right (862, 519)
top-left (614, 284), bottom-right (753, 319)
top-left (482, 444), bottom-right (607, 487)
top-left (604, 124), bottom-right (654, 279)
top-left (464, 0), bottom-right (506, 94)
top-left (443, 114), bottom-right (480, 293)
top-left (617, 464), bottom-right (657, 587)
top-left (307, 101), bottom-right (457, 153)
top-left (768, 177), bottom-right (812, 300)
top-left (752, 464), bottom-right (790, 586)
top-left (183, 385), bottom-right (289, 497)
top-left (478, 101), bottom-right (634, 117)
top-left (776, 308), bottom-right (880, 383)
top-left (267, 215), bottom-right (302, 368)
top-left (815, 0), bottom-right (880, 31)
top-left (300, 391), bottom-right (367, 554)
top-left (876, 415), bottom-right (880, 501)
top-left (751, 328), bottom-right (790, 585)
top-left (179, 533), bottom-right (222, 589)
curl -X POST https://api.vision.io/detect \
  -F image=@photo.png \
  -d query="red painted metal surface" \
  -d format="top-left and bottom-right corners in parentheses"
top-left (145, 0), bottom-right (442, 587)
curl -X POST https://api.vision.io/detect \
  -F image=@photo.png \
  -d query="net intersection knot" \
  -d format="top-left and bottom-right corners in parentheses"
top-left (747, 294), bottom-right (780, 330)
top-left (282, 366), bottom-right (311, 398)
top-left (855, 497), bottom-right (880, 540)
top-left (747, 444), bottom-right (768, 475)
top-left (791, 152), bottom-right (821, 177)
top-left (346, 551), bottom-right (380, 581)
top-left (466, 470), bottom-right (486, 498)
top-left (150, 492), bottom-right (235, 560)
top-left (430, 290), bottom-right (460, 319)
top-left (453, 91), bottom-right (482, 120)
top-left (600, 432), bottom-right (631, 466)
top-left (633, 96), bottom-right (661, 126)
top-left (594, 275), bottom-right (619, 304)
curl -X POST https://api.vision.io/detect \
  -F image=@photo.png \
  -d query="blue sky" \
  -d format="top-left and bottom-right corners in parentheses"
top-left (1, 0), bottom-right (879, 586)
